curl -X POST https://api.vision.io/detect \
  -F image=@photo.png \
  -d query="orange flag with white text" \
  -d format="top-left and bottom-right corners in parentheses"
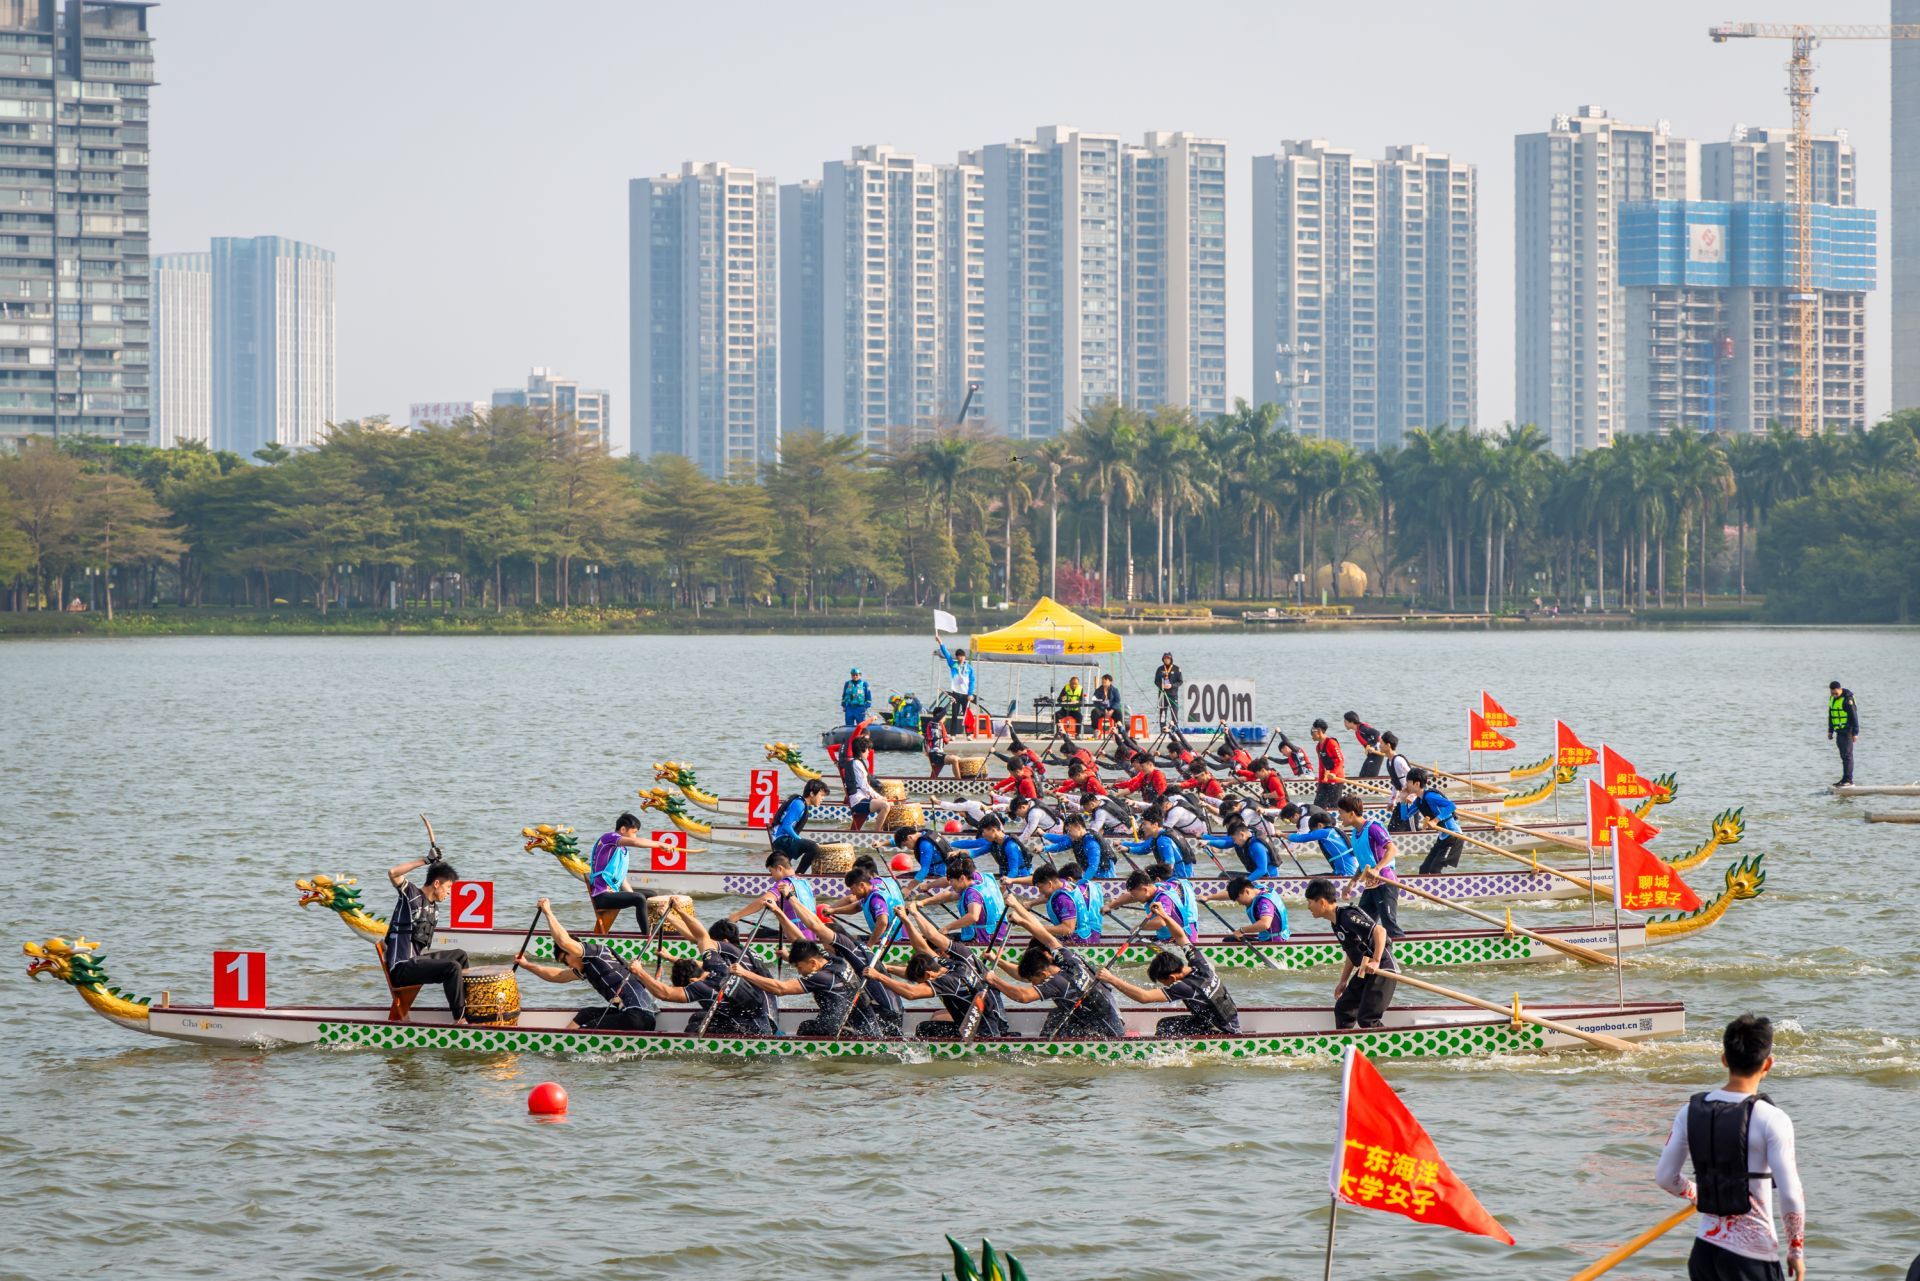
top-left (1330, 1047), bottom-right (1516, 1244)
top-left (1556, 720), bottom-right (1598, 770)
top-left (1468, 709), bottom-right (1516, 753)
top-left (1613, 833), bottom-right (1702, 914)
top-left (1586, 778), bottom-right (1660, 848)
top-left (1601, 744), bottom-right (1652, 800)
top-left (1480, 691), bottom-right (1517, 729)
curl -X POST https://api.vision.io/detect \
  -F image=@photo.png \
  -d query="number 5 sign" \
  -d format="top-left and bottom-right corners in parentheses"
top-left (450, 880), bottom-right (494, 930)
top-left (747, 769), bottom-right (780, 828)
top-left (214, 950), bottom-right (266, 1008)
top-left (650, 830), bottom-right (688, 871)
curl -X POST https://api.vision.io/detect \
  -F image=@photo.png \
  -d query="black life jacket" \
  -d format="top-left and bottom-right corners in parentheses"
top-left (812, 957), bottom-right (859, 1020)
top-left (915, 831), bottom-right (953, 872)
top-left (836, 750), bottom-right (858, 792)
top-left (776, 794), bottom-right (808, 833)
top-left (1688, 1093), bottom-right (1773, 1217)
top-left (1178, 952), bottom-right (1239, 1031)
top-left (709, 942), bottom-right (776, 1020)
top-left (1164, 830), bottom-right (1200, 867)
top-left (580, 942), bottom-right (657, 1013)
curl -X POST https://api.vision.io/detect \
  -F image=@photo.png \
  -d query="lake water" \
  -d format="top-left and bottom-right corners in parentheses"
top-left (2, 629), bottom-right (1917, 1280)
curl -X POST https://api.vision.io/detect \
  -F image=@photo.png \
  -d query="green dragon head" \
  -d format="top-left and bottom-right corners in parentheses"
top-left (944, 1236), bottom-right (1029, 1281)
top-left (1709, 807), bottom-right (1745, 846)
top-left (296, 873), bottom-right (368, 916)
top-left (520, 824), bottom-right (579, 857)
top-left (24, 935), bottom-right (109, 987)
top-left (1719, 852), bottom-right (1766, 901)
top-left (653, 761), bottom-right (701, 790)
top-left (636, 787), bottom-right (690, 819)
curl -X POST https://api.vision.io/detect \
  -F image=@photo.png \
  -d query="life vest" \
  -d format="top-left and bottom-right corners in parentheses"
top-left (834, 746), bottom-right (858, 792)
top-left (1687, 1093), bottom-right (1774, 1217)
top-left (775, 875), bottom-right (818, 938)
top-left (861, 880), bottom-right (906, 934)
top-left (988, 836), bottom-right (1029, 878)
top-left (1073, 880), bottom-right (1106, 940)
top-left (913, 832), bottom-right (952, 876)
top-left (958, 872), bottom-right (1007, 943)
top-left (811, 957), bottom-right (859, 1017)
top-left (1247, 890), bottom-right (1288, 941)
top-left (1829, 692), bottom-right (1851, 732)
top-left (1060, 682), bottom-right (1084, 709)
top-left (1161, 830), bottom-right (1199, 873)
top-left (1350, 819), bottom-right (1389, 872)
top-left (1071, 832), bottom-right (1111, 879)
top-left (922, 716), bottom-right (948, 752)
top-left (1152, 880), bottom-right (1199, 940)
top-left (579, 941), bottom-right (657, 1013)
top-left (1176, 953), bottom-right (1239, 1031)
top-left (773, 794), bottom-right (808, 835)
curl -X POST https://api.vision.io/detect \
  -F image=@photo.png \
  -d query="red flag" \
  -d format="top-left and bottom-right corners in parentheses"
top-left (1330, 1047), bottom-right (1516, 1244)
top-left (1613, 834), bottom-right (1702, 914)
top-left (1480, 691), bottom-right (1517, 729)
top-left (1468, 709), bottom-right (1515, 753)
top-left (1601, 744), bottom-right (1652, 800)
top-left (1586, 779), bottom-right (1661, 848)
top-left (1555, 720), bottom-right (1598, 770)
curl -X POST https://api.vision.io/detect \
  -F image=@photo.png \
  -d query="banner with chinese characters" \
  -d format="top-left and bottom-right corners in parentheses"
top-left (1586, 779), bottom-right (1661, 848)
top-left (1614, 833), bottom-right (1702, 913)
top-left (1468, 709), bottom-right (1516, 753)
top-left (1601, 744), bottom-right (1652, 800)
top-left (1555, 719), bottom-right (1598, 770)
top-left (1330, 1047), bottom-right (1515, 1243)
top-left (1480, 691), bottom-right (1517, 729)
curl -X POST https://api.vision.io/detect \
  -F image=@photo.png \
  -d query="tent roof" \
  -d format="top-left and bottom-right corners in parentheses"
top-left (971, 597), bottom-right (1124, 663)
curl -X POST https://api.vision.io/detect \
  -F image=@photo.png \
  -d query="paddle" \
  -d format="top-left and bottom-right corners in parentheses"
top-left (1386, 876), bottom-right (1616, 966)
top-left (507, 905), bottom-right (544, 976)
top-left (957, 909), bottom-right (1019, 1040)
top-left (1564, 1206), bottom-right (1696, 1281)
top-left (1380, 970), bottom-right (1643, 1053)
top-left (1438, 822), bottom-right (1610, 898)
top-left (1422, 762), bottom-right (1511, 797)
top-left (1194, 878), bottom-right (1288, 975)
top-left (692, 904), bottom-right (771, 1037)
top-left (420, 812), bottom-right (442, 863)
top-left (829, 913), bottom-right (908, 1039)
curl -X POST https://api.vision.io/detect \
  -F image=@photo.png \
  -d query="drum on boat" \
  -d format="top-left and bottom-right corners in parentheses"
top-left (813, 843), bottom-right (856, 875)
top-left (953, 756), bottom-right (986, 779)
top-left (878, 780), bottom-right (907, 801)
top-left (462, 966), bottom-right (521, 1025)
top-left (884, 801), bottom-right (925, 831)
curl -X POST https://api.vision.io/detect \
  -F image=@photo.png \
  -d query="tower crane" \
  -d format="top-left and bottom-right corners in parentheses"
top-left (1709, 22), bottom-right (1920, 433)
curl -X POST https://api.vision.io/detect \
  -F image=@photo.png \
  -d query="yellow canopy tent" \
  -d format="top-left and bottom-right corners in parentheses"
top-left (970, 597), bottom-right (1124, 666)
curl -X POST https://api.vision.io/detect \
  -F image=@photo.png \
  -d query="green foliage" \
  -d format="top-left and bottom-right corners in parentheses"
top-left (1010, 524), bottom-right (1039, 600)
top-left (1757, 475), bottom-right (1920, 622)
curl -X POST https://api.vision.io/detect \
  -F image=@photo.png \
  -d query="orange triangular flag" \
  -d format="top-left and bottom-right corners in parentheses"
top-left (1601, 744), bottom-right (1652, 799)
top-left (1331, 1048), bottom-right (1516, 1244)
top-left (1468, 709), bottom-right (1515, 753)
top-left (1586, 779), bottom-right (1661, 848)
top-left (1613, 834), bottom-right (1702, 914)
top-left (1555, 720), bottom-right (1598, 770)
top-left (1480, 691), bottom-right (1517, 729)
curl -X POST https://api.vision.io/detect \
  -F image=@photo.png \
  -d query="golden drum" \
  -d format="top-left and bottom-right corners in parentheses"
top-left (462, 966), bottom-right (521, 1025)
top-left (885, 801), bottom-right (925, 831)
top-left (878, 779), bottom-right (907, 801)
top-left (814, 843), bottom-right (856, 875)
top-left (954, 756), bottom-right (986, 779)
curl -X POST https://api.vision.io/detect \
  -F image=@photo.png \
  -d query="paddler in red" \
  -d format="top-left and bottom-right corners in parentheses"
top-left (1310, 718), bottom-right (1346, 809)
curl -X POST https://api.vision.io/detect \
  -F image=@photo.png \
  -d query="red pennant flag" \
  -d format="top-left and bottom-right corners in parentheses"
top-left (1468, 709), bottom-right (1516, 753)
top-left (1555, 720), bottom-right (1598, 770)
top-left (1330, 1047), bottom-right (1516, 1244)
top-left (1586, 779), bottom-right (1661, 848)
top-left (1601, 744), bottom-right (1652, 800)
top-left (1480, 691), bottom-right (1517, 729)
top-left (1613, 834), bottom-right (1702, 914)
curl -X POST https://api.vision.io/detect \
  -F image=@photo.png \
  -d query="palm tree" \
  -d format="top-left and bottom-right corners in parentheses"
top-left (1068, 400), bottom-right (1141, 602)
top-left (1030, 437), bottom-right (1074, 598)
top-left (1136, 407), bottom-right (1202, 602)
top-left (1663, 427), bottom-right (1734, 607)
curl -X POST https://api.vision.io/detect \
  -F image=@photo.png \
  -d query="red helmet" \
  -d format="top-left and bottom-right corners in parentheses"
top-left (943, 820), bottom-right (961, 834)
top-left (890, 853), bottom-right (914, 874)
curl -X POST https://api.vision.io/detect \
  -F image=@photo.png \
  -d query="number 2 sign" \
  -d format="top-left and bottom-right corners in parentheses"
top-left (747, 769), bottom-right (780, 828)
top-left (450, 880), bottom-right (494, 930)
top-left (213, 950), bottom-right (266, 1008)
top-left (651, 830), bottom-right (688, 871)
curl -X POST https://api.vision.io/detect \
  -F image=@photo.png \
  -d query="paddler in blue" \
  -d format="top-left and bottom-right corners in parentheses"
top-left (769, 779), bottom-right (829, 875)
top-left (891, 824), bottom-right (954, 885)
top-left (1404, 768), bottom-right (1465, 874)
top-left (1031, 862), bottom-right (1105, 942)
top-left (1204, 875), bottom-right (1290, 943)
top-left (840, 863), bottom-right (908, 949)
top-left (952, 812), bottom-right (1030, 879)
top-left (911, 854), bottom-right (1006, 944)
top-left (1206, 818), bottom-right (1277, 878)
top-left (1287, 808), bottom-right (1358, 878)
top-left (1337, 794), bottom-right (1403, 937)
top-left (1109, 862), bottom-right (1196, 945)
top-left (1116, 812), bottom-right (1195, 879)
top-left (1038, 810), bottom-right (1113, 881)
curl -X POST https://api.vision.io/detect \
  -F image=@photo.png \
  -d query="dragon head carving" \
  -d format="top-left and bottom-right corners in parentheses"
top-left (520, 824), bottom-right (579, 858)
top-left (653, 761), bottom-right (697, 788)
top-left (1721, 852), bottom-right (1765, 901)
top-left (24, 937), bottom-right (151, 1022)
top-left (635, 787), bottom-right (688, 819)
top-left (1648, 772), bottom-right (1678, 804)
top-left (1710, 807), bottom-right (1746, 847)
top-left (296, 873), bottom-right (362, 913)
top-left (764, 742), bottom-right (823, 781)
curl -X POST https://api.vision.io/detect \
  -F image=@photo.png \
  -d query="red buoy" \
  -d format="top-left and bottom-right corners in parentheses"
top-left (943, 820), bottom-right (961, 834)
top-left (890, 853), bottom-right (914, 873)
top-left (527, 1082), bottom-right (568, 1116)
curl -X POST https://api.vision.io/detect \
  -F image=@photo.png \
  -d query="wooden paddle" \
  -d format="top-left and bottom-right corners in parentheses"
top-left (420, 812), bottom-right (442, 862)
top-left (507, 905), bottom-right (544, 975)
top-left (1386, 876), bottom-right (1615, 966)
top-left (1421, 762), bottom-right (1511, 796)
top-left (957, 911), bottom-right (1019, 1041)
top-left (692, 904), bottom-right (772, 1037)
top-left (1564, 1205), bottom-right (1695, 1280)
top-left (1381, 970), bottom-right (1643, 1053)
top-left (1345, 777), bottom-right (1606, 897)
top-left (829, 912), bottom-right (907, 1039)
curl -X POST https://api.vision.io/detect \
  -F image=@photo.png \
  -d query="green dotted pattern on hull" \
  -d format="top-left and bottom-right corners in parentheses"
top-left (313, 1019), bottom-right (1549, 1061)
top-left (530, 931), bottom-right (1546, 972)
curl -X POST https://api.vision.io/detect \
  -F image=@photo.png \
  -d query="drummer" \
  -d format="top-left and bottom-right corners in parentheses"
top-left (514, 897), bottom-right (661, 1030)
top-left (769, 779), bottom-right (830, 875)
top-left (383, 854), bottom-right (470, 1024)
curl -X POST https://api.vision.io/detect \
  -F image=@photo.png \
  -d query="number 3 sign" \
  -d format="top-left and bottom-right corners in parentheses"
top-left (450, 880), bottom-right (494, 930)
top-left (651, 830), bottom-right (688, 871)
top-left (213, 950), bottom-right (266, 1008)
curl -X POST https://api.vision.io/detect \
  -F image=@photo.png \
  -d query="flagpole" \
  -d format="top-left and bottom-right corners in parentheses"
top-left (1610, 840), bottom-right (1625, 1005)
top-left (1322, 1194), bottom-right (1340, 1281)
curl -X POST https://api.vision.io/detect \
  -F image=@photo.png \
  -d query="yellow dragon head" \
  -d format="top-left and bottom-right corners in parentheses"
top-left (521, 823), bottom-right (588, 882)
top-left (652, 761), bottom-right (720, 809)
top-left (635, 788), bottom-right (711, 838)
top-left (24, 937), bottom-right (151, 1023)
top-left (295, 875), bottom-right (387, 941)
top-left (765, 742), bottom-right (823, 782)
top-left (1645, 853), bottom-right (1767, 939)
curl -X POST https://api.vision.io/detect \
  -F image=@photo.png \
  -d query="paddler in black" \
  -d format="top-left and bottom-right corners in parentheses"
top-left (778, 894), bottom-right (904, 1036)
top-left (382, 855), bottom-right (469, 1024)
top-left (731, 939), bottom-right (870, 1038)
top-left (637, 916), bottom-right (775, 1035)
top-left (514, 897), bottom-right (660, 1030)
top-left (1097, 943), bottom-right (1240, 1038)
top-left (983, 898), bottom-right (1125, 1037)
top-left (865, 898), bottom-right (1010, 1039)
top-left (1343, 711), bottom-right (1385, 778)
top-left (1305, 877), bottom-right (1397, 1029)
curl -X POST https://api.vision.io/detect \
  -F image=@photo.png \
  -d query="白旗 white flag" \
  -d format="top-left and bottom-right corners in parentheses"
top-left (933, 609), bottom-right (958, 634)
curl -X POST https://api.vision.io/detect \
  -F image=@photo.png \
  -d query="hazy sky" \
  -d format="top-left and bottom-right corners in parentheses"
top-left (152, 0), bottom-right (1900, 451)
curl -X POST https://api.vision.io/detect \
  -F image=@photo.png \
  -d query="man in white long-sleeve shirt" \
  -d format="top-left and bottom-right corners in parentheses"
top-left (1656, 1013), bottom-right (1806, 1281)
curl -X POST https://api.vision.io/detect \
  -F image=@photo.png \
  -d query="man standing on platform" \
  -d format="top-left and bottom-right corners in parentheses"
top-left (1655, 1014), bottom-right (1806, 1281)
top-left (1153, 652), bottom-right (1183, 728)
top-left (1304, 878), bottom-right (1396, 1029)
top-left (1827, 680), bottom-right (1860, 787)
top-left (841, 667), bottom-right (872, 727)
top-left (1310, 718), bottom-right (1346, 808)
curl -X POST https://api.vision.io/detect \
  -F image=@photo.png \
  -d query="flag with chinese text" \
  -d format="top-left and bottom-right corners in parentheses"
top-left (1613, 834), bottom-right (1701, 913)
top-left (1480, 691), bottom-right (1517, 729)
top-left (1601, 744), bottom-right (1652, 800)
top-left (1468, 710), bottom-right (1516, 753)
top-left (1586, 779), bottom-right (1661, 848)
top-left (1555, 720), bottom-right (1598, 770)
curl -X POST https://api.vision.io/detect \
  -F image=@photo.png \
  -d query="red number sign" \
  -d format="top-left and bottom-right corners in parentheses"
top-left (213, 950), bottom-right (266, 1008)
top-left (450, 880), bottom-right (494, 929)
top-left (747, 768), bottom-right (780, 828)
top-left (651, 830), bottom-right (688, 871)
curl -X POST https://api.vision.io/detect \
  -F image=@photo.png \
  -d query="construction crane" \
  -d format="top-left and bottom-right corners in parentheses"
top-left (1709, 22), bottom-right (1920, 433)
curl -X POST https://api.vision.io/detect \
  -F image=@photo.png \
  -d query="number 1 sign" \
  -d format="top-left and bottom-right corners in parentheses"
top-left (213, 950), bottom-right (266, 1008)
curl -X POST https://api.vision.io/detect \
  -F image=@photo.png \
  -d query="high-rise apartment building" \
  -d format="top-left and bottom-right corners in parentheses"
top-left (0, 0), bottom-right (154, 448)
top-left (153, 251), bottom-right (209, 447)
top-left (1252, 141), bottom-right (1475, 451)
top-left (629, 161), bottom-right (778, 478)
top-left (1895, 0), bottom-right (1920, 413)
top-left (1702, 126), bottom-right (1854, 206)
top-left (209, 236), bottom-right (336, 456)
top-left (1516, 106), bottom-right (1698, 457)
top-left (979, 126), bottom-right (1227, 439)
top-left (1621, 199), bottom-right (1876, 436)
top-left (781, 145), bottom-right (984, 450)
top-left (492, 368), bottom-right (611, 447)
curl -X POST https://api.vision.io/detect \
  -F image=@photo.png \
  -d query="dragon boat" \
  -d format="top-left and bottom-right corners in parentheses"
top-left (24, 935), bottom-right (1686, 1062)
top-left (299, 853), bottom-right (1766, 972)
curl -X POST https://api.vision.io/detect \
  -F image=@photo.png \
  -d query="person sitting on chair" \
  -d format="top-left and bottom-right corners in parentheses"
top-left (587, 812), bottom-right (659, 933)
top-left (383, 854), bottom-right (469, 1024)
top-left (514, 896), bottom-right (661, 1030)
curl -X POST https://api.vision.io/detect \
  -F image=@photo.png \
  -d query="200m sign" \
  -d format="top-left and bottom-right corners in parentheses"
top-left (1184, 679), bottom-right (1256, 724)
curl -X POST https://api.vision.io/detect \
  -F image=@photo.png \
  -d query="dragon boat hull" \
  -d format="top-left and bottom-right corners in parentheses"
top-left (89, 998), bottom-right (1690, 1061)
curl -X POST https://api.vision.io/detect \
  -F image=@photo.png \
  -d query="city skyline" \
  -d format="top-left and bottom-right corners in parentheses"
top-left (150, 0), bottom-right (1902, 453)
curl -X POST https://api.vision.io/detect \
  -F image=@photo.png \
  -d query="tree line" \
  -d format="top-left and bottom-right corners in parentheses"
top-left (2, 400), bottom-right (1916, 621)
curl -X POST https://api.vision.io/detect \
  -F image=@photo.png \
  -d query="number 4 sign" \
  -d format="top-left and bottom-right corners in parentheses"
top-left (450, 880), bottom-right (494, 930)
top-left (747, 769), bottom-right (780, 828)
top-left (651, 830), bottom-right (688, 872)
top-left (213, 950), bottom-right (266, 1008)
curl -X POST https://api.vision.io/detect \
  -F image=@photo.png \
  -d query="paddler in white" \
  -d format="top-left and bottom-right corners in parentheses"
top-left (514, 897), bottom-right (661, 1031)
top-left (1657, 1013), bottom-right (1806, 1281)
